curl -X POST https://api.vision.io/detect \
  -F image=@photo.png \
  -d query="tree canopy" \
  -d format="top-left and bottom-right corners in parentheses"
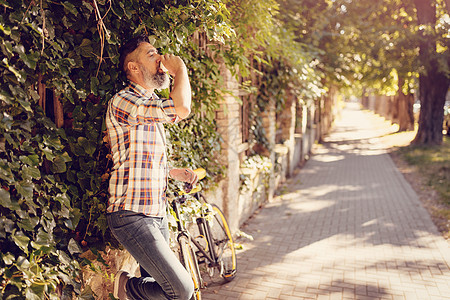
top-left (278, 0), bottom-right (449, 144)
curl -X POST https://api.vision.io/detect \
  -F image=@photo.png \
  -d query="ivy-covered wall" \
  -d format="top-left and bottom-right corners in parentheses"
top-left (0, 1), bottom-right (237, 298)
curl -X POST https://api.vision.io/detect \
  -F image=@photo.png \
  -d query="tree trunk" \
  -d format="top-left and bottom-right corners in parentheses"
top-left (396, 78), bottom-right (415, 132)
top-left (412, 0), bottom-right (450, 145)
top-left (413, 68), bottom-right (449, 144)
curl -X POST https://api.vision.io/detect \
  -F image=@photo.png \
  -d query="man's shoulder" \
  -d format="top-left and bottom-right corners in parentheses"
top-left (110, 86), bottom-right (140, 104)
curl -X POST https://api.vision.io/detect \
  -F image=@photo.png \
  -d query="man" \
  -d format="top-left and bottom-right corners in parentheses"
top-left (105, 34), bottom-right (198, 300)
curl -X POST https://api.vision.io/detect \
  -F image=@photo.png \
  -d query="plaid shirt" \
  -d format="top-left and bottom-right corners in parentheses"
top-left (106, 82), bottom-right (179, 216)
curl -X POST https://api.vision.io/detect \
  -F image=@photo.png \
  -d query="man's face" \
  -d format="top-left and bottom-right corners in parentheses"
top-left (134, 43), bottom-right (170, 90)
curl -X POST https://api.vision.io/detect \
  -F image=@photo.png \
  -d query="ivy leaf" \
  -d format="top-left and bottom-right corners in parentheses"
top-left (79, 39), bottom-right (93, 58)
top-left (41, 147), bottom-right (56, 160)
top-left (0, 188), bottom-right (11, 207)
top-left (0, 23), bottom-right (11, 35)
top-left (58, 249), bottom-right (72, 266)
top-left (18, 218), bottom-right (34, 232)
top-left (58, 202), bottom-right (71, 219)
top-left (21, 215), bottom-right (39, 232)
top-left (50, 156), bottom-right (67, 173)
top-left (12, 232), bottom-right (30, 254)
top-left (0, 161), bottom-right (14, 184)
top-left (68, 238), bottom-right (82, 255)
top-left (15, 45), bottom-right (39, 70)
top-left (2, 57), bottom-right (22, 81)
top-left (72, 105), bottom-right (86, 121)
top-left (15, 180), bottom-right (33, 200)
top-left (97, 214), bottom-right (108, 236)
top-left (2, 252), bottom-right (15, 265)
top-left (63, 1), bottom-right (78, 16)
top-left (55, 193), bottom-right (70, 208)
top-left (77, 137), bottom-right (96, 156)
top-left (25, 52), bottom-right (40, 70)
top-left (36, 228), bottom-right (53, 247)
top-left (70, 207), bottom-right (82, 230)
top-left (90, 77), bottom-right (99, 96)
top-left (0, 219), bottom-right (12, 240)
top-left (22, 166), bottom-right (41, 180)
top-left (25, 286), bottom-right (42, 300)
top-left (19, 155), bottom-right (40, 167)
top-left (43, 135), bottom-right (63, 150)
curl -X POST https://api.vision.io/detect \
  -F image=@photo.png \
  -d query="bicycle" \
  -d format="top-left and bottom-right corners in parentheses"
top-left (170, 168), bottom-right (237, 300)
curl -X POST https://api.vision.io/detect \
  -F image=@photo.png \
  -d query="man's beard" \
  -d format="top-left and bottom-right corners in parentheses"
top-left (140, 63), bottom-right (170, 90)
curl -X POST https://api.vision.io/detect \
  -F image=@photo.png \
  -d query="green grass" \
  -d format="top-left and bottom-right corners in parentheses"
top-left (395, 135), bottom-right (450, 239)
top-left (399, 136), bottom-right (450, 205)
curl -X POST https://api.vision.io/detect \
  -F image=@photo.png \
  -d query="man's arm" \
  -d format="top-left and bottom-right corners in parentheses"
top-left (159, 54), bottom-right (191, 119)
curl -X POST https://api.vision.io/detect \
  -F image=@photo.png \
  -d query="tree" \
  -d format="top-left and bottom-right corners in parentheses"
top-left (412, 0), bottom-right (450, 145)
top-left (343, 0), bottom-right (449, 142)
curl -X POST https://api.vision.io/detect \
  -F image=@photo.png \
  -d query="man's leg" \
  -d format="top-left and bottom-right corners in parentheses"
top-left (107, 211), bottom-right (194, 300)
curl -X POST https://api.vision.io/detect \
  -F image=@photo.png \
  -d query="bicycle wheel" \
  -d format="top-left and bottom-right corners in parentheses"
top-left (178, 235), bottom-right (202, 300)
top-left (204, 204), bottom-right (237, 282)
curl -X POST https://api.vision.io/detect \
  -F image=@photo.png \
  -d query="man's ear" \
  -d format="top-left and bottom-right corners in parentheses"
top-left (127, 61), bottom-right (140, 74)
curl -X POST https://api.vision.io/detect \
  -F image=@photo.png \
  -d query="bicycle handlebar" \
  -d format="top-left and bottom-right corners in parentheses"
top-left (193, 168), bottom-right (206, 181)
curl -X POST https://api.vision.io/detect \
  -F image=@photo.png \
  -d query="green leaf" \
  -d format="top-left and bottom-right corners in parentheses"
top-left (50, 156), bottom-right (67, 173)
top-left (58, 249), bottom-right (72, 266)
top-left (0, 23), bottom-right (11, 35)
top-left (0, 188), bottom-right (11, 207)
top-left (19, 154), bottom-right (40, 167)
top-left (22, 166), bottom-right (41, 180)
top-left (29, 283), bottom-right (46, 298)
top-left (25, 287), bottom-right (42, 300)
top-left (70, 208), bottom-right (82, 229)
top-left (12, 232), bottom-right (30, 254)
top-left (16, 255), bottom-right (30, 270)
top-left (43, 135), bottom-right (63, 150)
top-left (16, 180), bottom-right (33, 200)
top-left (36, 228), bottom-right (53, 247)
top-left (2, 252), bottom-right (15, 265)
top-left (68, 238), bottom-right (82, 255)
top-left (0, 161), bottom-right (14, 184)
top-left (63, 1), bottom-right (78, 15)
top-left (90, 77), bottom-right (99, 96)
top-left (41, 147), bottom-right (56, 160)
top-left (0, 216), bottom-right (15, 238)
top-left (79, 39), bottom-right (94, 57)
top-left (18, 218), bottom-right (35, 232)
top-left (55, 193), bottom-right (70, 207)
top-left (72, 105), bottom-right (86, 121)
top-left (58, 203), bottom-right (70, 219)
top-left (77, 137), bottom-right (97, 156)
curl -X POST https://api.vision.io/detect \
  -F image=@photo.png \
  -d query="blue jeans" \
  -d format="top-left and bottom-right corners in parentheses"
top-left (107, 210), bottom-right (194, 300)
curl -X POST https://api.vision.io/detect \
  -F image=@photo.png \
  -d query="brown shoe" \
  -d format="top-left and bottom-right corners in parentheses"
top-left (113, 270), bottom-right (130, 300)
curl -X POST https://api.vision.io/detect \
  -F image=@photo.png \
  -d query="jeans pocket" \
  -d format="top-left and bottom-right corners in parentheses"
top-left (108, 211), bottom-right (141, 229)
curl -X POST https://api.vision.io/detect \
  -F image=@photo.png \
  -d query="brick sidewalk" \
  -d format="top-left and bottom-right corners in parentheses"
top-left (201, 103), bottom-right (450, 300)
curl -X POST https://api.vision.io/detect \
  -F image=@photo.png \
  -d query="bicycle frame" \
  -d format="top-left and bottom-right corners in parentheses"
top-left (171, 167), bottom-right (236, 292)
top-left (171, 193), bottom-right (220, 272)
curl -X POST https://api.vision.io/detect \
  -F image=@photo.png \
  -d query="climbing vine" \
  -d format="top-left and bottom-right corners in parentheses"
top-left (0, 0), bottom-right (236, 298)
